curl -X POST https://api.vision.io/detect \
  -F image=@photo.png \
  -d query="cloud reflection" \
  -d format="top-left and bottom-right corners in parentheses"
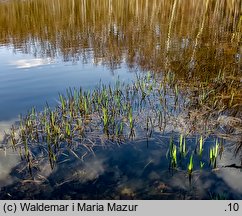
top-left (0, 119), bottom-right (20, 187)
top-left (11, 58), bottom-right (53, 69)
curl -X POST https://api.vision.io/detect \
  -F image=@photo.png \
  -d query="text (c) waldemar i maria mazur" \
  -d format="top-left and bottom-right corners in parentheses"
top-left (19, 202), bottom-right (138, 212)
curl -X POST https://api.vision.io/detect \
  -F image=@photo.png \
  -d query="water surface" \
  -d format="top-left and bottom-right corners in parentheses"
top-left (0, 0), bottom-right (241, 199)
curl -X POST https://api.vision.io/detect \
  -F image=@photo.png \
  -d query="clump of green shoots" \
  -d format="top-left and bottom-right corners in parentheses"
top-left (6, 72), bottom-right (233, 178)
top-left (209, 139), bottom-right (219, 168)
top-left (59, 94), bottom-right (66, 112)
top-left (168, 136), bottom-right (177, 169)
top-left (171, 145), bottom-right (177, 168)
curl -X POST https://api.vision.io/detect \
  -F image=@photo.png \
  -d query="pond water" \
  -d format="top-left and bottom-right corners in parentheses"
top-left (0, 0), bottom-right (241, 199)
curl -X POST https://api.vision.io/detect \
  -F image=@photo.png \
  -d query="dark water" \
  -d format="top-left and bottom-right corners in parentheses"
top-left (0, 0), bottom-right (241, 199)
top-left (1, 134), bottom-right (242, 200)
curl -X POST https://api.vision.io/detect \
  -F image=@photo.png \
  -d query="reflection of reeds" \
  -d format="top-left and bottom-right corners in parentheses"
top-left (1, 1), bottom-right (241, 114)
top-left (0, 0), bottom-right (240, 75)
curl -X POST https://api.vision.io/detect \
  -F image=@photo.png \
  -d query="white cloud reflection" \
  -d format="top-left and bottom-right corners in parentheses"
top-left (11, 58), bottom-right (53, 69)
top-left (216, 150), bottom-right (242, 193)
top-left (0, 119), bottom-right (20, 187)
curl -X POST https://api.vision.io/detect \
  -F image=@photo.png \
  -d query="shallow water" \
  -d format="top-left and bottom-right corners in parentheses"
top-left (1, 135), bottom-right (242, 200)
top-left (0, 0), bottom-right (241, 199)
top-left (0, 47), bottom-right (134, 121)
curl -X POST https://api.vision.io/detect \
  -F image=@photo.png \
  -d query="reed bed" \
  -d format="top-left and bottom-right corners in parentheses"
top-left (4, 70), bottom-right (241, 182)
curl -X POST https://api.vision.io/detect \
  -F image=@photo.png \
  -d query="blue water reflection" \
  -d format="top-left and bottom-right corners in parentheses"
top-left (0, 47), bottom-right (135, 121)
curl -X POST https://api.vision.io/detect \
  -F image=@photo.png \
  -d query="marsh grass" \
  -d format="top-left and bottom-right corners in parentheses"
top-left (6, 74), bottom-right (168, 171)
top-left (209, 139), bottom-right (220, 168)
top-left (167, 136), bottom-right (177, 170)
top-left (3, 70), bottom-right (242, 181)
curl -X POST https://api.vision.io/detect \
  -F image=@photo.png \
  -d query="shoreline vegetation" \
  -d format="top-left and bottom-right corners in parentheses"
top-left (3, 71), bottom-right (242, 181)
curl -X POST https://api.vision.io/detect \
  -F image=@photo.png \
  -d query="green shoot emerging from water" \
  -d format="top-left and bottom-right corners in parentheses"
top-left (199, 135), bottom-right (204, 156)
top-left (209, 139), bottom-right (219, 168)
top-left (188, 154), bottom-right (194, 184)
top-left (179, 134), bottom-right (187, 157)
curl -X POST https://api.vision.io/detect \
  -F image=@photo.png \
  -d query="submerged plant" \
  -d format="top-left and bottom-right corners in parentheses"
top-left (168, 136), bottom-right (177, 169)
top-left (172, 145), bottom-right (177, 168)
top-left (200, 161), bottom-right (205, 169)
top-left (188, 154), bottom-right (194, 184)
top-left (209, 192), bottom-right (227, 200)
